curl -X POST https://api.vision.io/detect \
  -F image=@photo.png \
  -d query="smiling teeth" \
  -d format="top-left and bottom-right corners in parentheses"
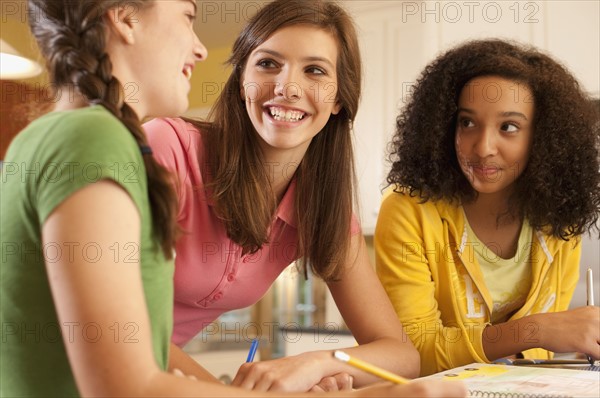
top-left (183, 66), bottom-right (192, 80)
top-left (269, 107), bottom-right (305, 122)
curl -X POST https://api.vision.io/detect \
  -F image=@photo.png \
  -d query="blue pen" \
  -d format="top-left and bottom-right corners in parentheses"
top-left (246, 339), bottom-right (259, 363)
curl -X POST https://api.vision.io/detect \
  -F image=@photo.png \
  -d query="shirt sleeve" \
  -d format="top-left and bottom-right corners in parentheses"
top-left (34, 109), bottom-right (147, 225)
top-left (521, 237), bottom-right (581, 361)
top-left (556, 238), bottom-right (581, 312)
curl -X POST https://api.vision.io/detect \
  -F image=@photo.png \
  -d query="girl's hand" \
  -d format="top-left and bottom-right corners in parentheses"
top-left (171, 368), bottom-right (198, 381)
top-left (231, 351), bottom-right (334, 392)
top-left (534, 306), bottom-right (600, 358)
top-left (310, 373), bottom-right (354, 392)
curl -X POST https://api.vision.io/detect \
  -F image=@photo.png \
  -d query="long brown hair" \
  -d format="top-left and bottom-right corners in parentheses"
top-left (189, 0), bottom-right (362, 281)
top-left (28, 0), bottom-right (178, 258)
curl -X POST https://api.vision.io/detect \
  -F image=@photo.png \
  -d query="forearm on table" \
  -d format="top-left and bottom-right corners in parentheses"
top-left (482, 315), bottom-right (543, 361)
top-left (329, 336), bottom-right (420, 386)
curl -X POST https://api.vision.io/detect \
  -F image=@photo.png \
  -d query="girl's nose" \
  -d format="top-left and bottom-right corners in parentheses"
top-left (473, 127), bottom-right (498, 157)
top-left (273, 68), bottom-right (303, 101)
top-left (193, 33), bottom-right (208, 62)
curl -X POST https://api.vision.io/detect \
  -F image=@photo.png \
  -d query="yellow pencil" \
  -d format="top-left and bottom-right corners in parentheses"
top-left (333, 350), bottom-right (409, 385)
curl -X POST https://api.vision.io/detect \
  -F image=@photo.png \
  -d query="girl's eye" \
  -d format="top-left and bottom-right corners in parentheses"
top-left (501, 123), bottom-right (519, 133)
top-left (307, 66), bottom-right (326, 75)
top-left (458, 118), bottom-right (474, 128)
top-left (257, 59), bottom-right (277, 68)
top-left (186, 13), bottom-right (196, 23)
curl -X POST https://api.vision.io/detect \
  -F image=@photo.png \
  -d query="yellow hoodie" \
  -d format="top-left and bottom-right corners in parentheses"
top-left (375, 189), bottom-right (580, 376)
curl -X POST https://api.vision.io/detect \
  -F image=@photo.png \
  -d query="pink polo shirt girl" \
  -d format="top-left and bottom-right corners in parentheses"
top-left (145, 117), bottom-right (359, 346)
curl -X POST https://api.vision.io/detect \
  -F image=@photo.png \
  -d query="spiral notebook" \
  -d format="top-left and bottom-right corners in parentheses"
top-left (428, 363), bottom-right (600, 397)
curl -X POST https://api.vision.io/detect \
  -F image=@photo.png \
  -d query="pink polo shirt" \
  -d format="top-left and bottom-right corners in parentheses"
top-left (145, 118), bottom-right (360, 346)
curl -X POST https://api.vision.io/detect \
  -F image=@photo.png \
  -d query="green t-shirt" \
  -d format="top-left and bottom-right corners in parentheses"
top-left (1, 106), bottom-right (174, 397)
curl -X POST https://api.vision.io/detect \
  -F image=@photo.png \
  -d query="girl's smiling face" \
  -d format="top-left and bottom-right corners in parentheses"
top-left (241, 24), bottom-right (341, 160)
top-left (118, 0), bottom-right (207, 118)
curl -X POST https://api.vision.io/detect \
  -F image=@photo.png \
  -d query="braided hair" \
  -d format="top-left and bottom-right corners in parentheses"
top-left (28, 0), bottom-right (178, 258)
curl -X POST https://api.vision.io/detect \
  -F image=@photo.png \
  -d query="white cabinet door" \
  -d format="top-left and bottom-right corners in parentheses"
top-left (350, 3), bottom-right (438, 233)
top-left (352, 9), bottom-right (390, 235)
top-left (544, 0), bottom-right (600, 96)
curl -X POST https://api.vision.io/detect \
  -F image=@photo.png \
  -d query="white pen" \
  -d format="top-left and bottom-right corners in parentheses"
top-left (587, 268), bottom-right (594, 306)
top-left (586, 268), bottom-right (595, 365)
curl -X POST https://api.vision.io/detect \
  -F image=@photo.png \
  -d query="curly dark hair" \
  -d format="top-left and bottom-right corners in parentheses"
top-left (387, 39), bottom-right (600, 239)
